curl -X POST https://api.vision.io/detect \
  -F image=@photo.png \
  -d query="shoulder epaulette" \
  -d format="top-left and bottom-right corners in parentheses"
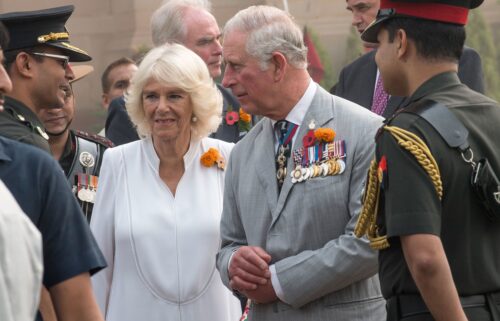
top-left (75, 130), bottom-right (114, 148)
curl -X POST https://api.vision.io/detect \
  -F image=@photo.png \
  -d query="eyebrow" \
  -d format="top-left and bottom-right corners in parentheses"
top-left (348, 2), bottom-right (371, 10)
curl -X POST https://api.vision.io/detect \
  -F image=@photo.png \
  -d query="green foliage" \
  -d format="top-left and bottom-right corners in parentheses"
top-left (344, 26), bottom-right (364, 66)
top-left (466, 10), bottom-right (500, 101)
top-left (132, 44), bottom-right (152, 63)
top-left (307, 27), bottom-right (336, 91)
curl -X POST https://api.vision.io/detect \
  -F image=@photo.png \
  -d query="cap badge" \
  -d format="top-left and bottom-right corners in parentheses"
top-left (37, 32), bottom-right (69, 43)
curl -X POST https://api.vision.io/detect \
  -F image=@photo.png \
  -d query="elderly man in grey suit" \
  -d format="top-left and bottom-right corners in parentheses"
top-left (216, 5), bottom-right (386, 321)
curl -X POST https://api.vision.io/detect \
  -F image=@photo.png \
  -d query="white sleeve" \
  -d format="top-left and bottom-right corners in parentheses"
top-left (90, 148), bottom-right (119, 317)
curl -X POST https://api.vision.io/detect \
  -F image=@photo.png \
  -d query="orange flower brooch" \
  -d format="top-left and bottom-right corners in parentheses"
top-left (200, 148), bottom-right (226, 170)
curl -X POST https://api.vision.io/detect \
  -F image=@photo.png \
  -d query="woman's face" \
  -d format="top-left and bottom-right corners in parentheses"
top-left (142, 78), bottom-right (193, 141)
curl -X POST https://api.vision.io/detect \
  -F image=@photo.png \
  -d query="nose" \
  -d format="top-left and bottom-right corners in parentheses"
top-left (352, 12), bottom-right (362, 27)
top-left (156, 96), bottom-right (171, 113)
top-left (214, 38), bottom-right (222, 55)
top-left (0, 65), bottom-right (13, 94)
top-left (65, 64), bottom-right (75, 81)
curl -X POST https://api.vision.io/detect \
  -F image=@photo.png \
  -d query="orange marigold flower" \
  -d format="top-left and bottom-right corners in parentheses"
top-left (200, 148), bottom-right (220, 167)
top-left (314, 128), bottom-right (336, 143)
top-left (239, 109), bottom-right (251, 123)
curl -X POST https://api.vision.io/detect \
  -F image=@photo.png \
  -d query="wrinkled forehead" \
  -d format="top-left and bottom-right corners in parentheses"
top-left (221, 30), bottom-right (248, 59)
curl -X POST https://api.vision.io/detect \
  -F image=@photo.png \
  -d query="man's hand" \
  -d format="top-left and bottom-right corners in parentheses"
top-left (244, 279), bottom-right (278, 304)
top-left (229, 246), bottom-right (271, 292)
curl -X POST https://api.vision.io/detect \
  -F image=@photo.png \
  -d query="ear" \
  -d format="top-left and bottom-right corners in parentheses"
top-left (14, 52), bottom-right (35, 78)
top-left (101, 93), bottom-right (110, 110)
top-left (269, 51), bottom-right (287, 82)
top-left (396, 29), bottom-right (408, 60)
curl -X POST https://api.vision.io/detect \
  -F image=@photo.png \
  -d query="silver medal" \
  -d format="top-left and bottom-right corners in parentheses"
top-left (79, 152), bottom-right (95, 168)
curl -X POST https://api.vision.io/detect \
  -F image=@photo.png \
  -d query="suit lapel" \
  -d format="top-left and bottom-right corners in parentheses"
top-left (255, 119), bottom-right (279, 212)
top-left (271, 86), bottom-right (334, 225)
top-left (360, 52), bottom-right (378, 109)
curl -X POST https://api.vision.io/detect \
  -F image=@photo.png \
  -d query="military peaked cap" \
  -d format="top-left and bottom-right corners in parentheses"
top-left (0, 5), bottom-right (91, 62)
top-left (362, 0), bottom-right (484, 43)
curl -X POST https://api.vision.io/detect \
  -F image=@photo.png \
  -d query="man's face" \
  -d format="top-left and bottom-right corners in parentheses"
top-left (38, 86), bottom-right (75, 136)
top-left (182, 8), bottom-right (222, 78)
top-left (102, 63), bottom-right (138, 109)
top-left (30, 47), bottom-right (74, 111)
top-left (222, 31), bottom-right (276, 117)
top-left (375, 28), bottom-right (406, 96)
top-left (346, 0), bottom-right (380, 34)
top-left (0, 49), bottom-right (13, 111)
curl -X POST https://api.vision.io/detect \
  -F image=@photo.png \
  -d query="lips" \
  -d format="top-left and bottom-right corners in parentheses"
top-left (155, 118), bottom-right (175, 125)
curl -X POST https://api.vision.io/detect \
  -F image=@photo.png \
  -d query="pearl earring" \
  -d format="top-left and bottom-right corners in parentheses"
top-left (192, 116), bottom-right (197, 122)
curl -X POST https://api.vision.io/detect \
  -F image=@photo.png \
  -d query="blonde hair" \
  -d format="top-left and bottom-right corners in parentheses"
top-left (126, 43), bottom-right (222, 139)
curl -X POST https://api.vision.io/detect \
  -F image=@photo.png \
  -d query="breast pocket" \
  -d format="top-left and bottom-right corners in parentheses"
top-left (297, 174), bottom-right (350, 239)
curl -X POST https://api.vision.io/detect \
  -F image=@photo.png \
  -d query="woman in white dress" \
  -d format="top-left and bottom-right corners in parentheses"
top-left (90, 44), bottom-right (241, 321)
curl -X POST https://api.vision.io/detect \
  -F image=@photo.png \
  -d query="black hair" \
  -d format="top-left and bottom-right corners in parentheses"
top-left (384, 17), bottom-right (465, 63)
top-left (0, 22), bottom-right (9, 51)
top-left (4, 45), bottom-right (46, 74)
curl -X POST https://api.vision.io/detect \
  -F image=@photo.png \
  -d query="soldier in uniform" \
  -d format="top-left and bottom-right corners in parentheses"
top-left (0, 15), bottom-right (106, 321)
top-left (38, 65), bottom-right (113, 222)
top-left (354, 1), bottom-right (500, 320)
top-left (0, 5), bottom-right (90, 153)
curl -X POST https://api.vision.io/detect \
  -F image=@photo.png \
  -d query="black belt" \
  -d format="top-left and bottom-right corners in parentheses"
top-left (387, 292), bottom-right (500, 319)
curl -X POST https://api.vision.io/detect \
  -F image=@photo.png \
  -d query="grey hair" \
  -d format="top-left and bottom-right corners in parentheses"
top-left (223, 5), bottom-right (308, 70)
top-left (151, 0), bottom-right (212, 47)
top-left (126, 43), bottom-right (222, 139)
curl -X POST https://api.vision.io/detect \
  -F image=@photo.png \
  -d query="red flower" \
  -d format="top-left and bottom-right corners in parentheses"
top-left (302, 130), bottom-right (316, 148)
top-left (225, 111), bottom-right (239, 125)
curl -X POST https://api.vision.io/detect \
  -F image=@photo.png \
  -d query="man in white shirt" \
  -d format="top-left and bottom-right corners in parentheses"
top-left (0, 180), bottom-right (43, 321)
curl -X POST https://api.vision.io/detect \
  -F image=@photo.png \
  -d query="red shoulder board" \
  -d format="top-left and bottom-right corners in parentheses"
top-left (75, 130), bottom-right (114, 148)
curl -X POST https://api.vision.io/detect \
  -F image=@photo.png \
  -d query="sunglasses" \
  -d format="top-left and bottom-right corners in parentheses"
top-left (30, 52), bottom-right (70, 69)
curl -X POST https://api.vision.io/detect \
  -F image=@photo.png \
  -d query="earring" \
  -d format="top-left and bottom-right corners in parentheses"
top-left (191, 115), bottom-right (197, 122)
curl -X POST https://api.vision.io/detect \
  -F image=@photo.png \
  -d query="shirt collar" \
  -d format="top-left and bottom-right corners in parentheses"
top-left (271, 79), bottom-right (317, 127)
top-left (409, 72), bottom-right (461, 103)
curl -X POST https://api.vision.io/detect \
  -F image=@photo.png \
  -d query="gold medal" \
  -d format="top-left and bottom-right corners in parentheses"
top-left (321, 163), bottom-right (329, 176)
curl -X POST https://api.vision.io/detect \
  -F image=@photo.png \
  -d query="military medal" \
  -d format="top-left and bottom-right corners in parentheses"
top-left (87, 175), bottom-right (99, 204)
top-left (275, 122), bottom-right (298, 187)
top-left (290, 124), bottom-right (347, 183)
top-left (79, 152), bottom-right (95, 169)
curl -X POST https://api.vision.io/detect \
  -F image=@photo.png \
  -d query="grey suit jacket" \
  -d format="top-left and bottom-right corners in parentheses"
top-left (333, 46), bottom-right (484, 118)
top-left (217, 85), bottom-right (386, 321)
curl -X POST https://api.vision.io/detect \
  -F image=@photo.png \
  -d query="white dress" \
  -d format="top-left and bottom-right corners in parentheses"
top-left (90, 137), bottom-right (240, 321)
